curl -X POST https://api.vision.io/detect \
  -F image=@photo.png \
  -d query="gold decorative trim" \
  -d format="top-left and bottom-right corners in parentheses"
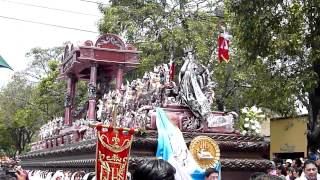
top-left (98, 131), bottom-right (132, 153)
top-left (189, 136), bottom-right (220, 169)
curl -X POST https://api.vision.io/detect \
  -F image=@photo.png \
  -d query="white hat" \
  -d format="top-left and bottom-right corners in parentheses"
top-left (286, 159), bottom-right (293, 164)
top-left (51, 170), bottom-right (64, 180)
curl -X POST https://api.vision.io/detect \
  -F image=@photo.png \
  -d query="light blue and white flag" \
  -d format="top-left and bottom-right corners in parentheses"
top-left (156, 108), bottom-right (207, 180)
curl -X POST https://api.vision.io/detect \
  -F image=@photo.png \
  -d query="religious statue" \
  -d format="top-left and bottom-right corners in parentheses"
top-left (179, 47), bottom-right (235, 130)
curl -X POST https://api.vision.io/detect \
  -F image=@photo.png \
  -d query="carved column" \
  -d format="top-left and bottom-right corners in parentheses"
top-left (88, 63), bottom-right (98, 121)
top-left (64, 74), bottom-right (76, 126)
top-left (116, 64), bottom-right (124, 90)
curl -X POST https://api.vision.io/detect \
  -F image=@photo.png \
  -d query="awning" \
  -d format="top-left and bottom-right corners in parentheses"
top-left (0, 55), bottom-right (13, 70)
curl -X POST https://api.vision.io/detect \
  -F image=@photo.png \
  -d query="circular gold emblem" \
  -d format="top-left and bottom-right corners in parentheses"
top-left (189, 136), bottom-right (220, 169)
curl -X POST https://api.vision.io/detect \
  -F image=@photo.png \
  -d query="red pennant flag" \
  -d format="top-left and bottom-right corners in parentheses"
top-left (96, 125), bottom-right (135, 180)
top-left (218, 33), bottom-right (230, 63)
top-left (169, 59), bottom-right (175, 81)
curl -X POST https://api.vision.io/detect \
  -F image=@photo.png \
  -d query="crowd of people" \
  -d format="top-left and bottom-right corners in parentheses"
top-left (1, 157), bottom-right (320, 179)
top-left (131, 158), bottom-right (320, 180)
top-left (249, 157), bottom-right (320, 180)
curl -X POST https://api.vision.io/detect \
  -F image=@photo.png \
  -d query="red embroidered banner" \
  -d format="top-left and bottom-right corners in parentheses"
top-left (169, 60), bottom-right (175, 81)
top-left (96, 125), bottom-right (135, 180)
top-left (218, 34), bottom-right (230, 63)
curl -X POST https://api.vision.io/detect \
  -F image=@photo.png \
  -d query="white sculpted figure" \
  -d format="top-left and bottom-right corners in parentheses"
top-left (179, 48), bottom-right (235, 129)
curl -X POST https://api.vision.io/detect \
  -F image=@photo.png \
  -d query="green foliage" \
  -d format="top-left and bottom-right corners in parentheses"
top-left (0, 44), bottom-right (89, 155)
top-left (0, 74), bottom-right (40, 155)
top-left (97, 0), bottom-right (306, 117)
top-left (98, 0), bottom-right (220, 79)
top-left (225, 0), bottom-right (319, 115)
top-left (24, 46), bottom-right (64, 81)
top-left (98, 0), bottom-right (249, 113)
top-left (33, 60), bottom-right (66, 122)
top-left (0, 46), bottom-right (67, 155)
top-left (227, 0), bottom-right (320, 150)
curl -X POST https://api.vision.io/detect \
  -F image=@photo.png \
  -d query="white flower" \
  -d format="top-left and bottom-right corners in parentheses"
top-left (241, 108), bottom-right (248, 114)
top-left (241, 130), bottom-right (247, 135)
top-left (244, 118), bottom-right (249, 122)
top-left (256, 108), bottom-right (263, 113)
top-left (250, 119), bottom-right (254, 123)
top-left (251, 106), bottom-right (258, 113)
top-left (251, 125), bottom-right (256, 130)
top-left (255, 129), bottom-right (261, 134)
top-left (244, 123), bottom-right (249, 128)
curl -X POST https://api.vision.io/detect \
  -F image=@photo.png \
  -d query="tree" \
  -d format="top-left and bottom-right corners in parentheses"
top-left (23, 46), bottom-right (64, 82)
top-left (98, 0), bottom-right (307, 115)
top-left (24, 45), bottom-right (88, 122)
top-left (32, 60), bottom-right (66, 122)
top-left (0, 44), bottom-right (89, 155)
top-left (98, 0), bottom-right (252, 111)
top-left (0, 74), bottom-right (41, 155)
top-left (227, 0), bottom-right (320, 151)
top-left (0, 46), bottom-right (66, 155)
top-left (98, 0), bottom-right (224, 72)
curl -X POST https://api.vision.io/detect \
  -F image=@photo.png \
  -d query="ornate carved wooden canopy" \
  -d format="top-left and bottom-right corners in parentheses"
top-left (59, 34), bottom-right (140, 80)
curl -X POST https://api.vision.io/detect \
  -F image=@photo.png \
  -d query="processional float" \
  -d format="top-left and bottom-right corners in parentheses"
top-left (21, 34), bottom-right (270, 180)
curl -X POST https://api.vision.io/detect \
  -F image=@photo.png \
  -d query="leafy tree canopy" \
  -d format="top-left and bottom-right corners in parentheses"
top-left (227, 0), bottom-right (320, 150)
top-left (98, 0), bottom-right (305, 116)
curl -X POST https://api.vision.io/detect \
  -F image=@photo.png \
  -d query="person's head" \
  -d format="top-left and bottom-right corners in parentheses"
top-left (132, 159), bottom-right (176, 180)
top-left (286, 159), bottom-right (292, 168)
top-left (303, 160), bottom-right (318, 180)
top-left (253, 174), bottom-right (283, 180)
top-left (286, 167), bottom-right (295, 178)
top-left (294, 158), bottom-right (303, 168)
top-left (297, 167), bottom-right (303, 177)
top-left (292, 167), bottom-right (300, 178)
top-left (204, 168), bottom-right (219, 180)
top-left (276, 165), bottom-right (287, 176)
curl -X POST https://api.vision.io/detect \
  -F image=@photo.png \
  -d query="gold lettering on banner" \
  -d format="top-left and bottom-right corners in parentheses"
top-left (97, 130), bottom-right (133, 180)
top-left (117, 157), bottom-right (127, 179)
top-left (99, 153), bottom-right (128, 180)
top-left (111, 167), bottom-right (119, 180)
top-left (99, 151), bottom-right (110, 180)
top-left (106, 154), bottom-right (122, 164)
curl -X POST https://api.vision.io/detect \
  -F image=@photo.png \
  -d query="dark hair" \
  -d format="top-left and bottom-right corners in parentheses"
top-left (277, 165), bottom-right (287, 176)
top-left (253, 174), bottom-right (283, 180)
top-left (132, 159), bottom-right (176, 180)
top-left (287, 167), bottom-right (294, 173)
top-left (250, 172), bottom-right (266, 180)
top-left (294, 158), bottom-right (302, 167)
top-left (296, 167), bottom-right (303, 176)
top-left (87, 173), bottom-right (96, 180)
top-left (303, 160), bottom-right (317, 170)
top-left (204, 168), bottom-right (219, 178)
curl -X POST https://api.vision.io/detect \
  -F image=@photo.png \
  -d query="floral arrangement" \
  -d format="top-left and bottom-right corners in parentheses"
top-left (239, 106), bottom-right (263, 135)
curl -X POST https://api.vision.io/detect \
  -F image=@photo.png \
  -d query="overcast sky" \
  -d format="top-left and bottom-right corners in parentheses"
top-left (0, 0), bottom-right (104, 87)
